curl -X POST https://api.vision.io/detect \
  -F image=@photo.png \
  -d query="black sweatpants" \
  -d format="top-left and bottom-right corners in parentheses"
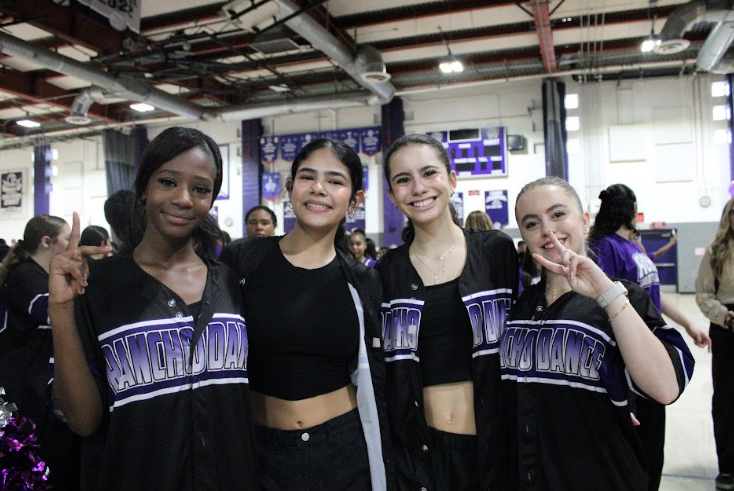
top-left (711, 321), bottom-right (734, 475)
top-left (635, 397), bottom-right (665, 491)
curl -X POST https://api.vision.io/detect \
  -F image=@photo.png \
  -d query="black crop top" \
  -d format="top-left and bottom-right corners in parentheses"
top-left (242, 246), bottom-right (359, 400)
top-left (419, 278), bottom-right (474, 387)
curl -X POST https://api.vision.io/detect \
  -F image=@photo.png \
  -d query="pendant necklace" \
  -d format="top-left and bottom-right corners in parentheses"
top-left (546, 284), bottom-right (570, 300)
top-left (412, 237), bottom-right (459, 285)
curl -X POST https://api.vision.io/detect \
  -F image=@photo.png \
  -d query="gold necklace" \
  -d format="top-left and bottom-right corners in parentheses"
top-left (412, 237), bottom-right (459, 285)
top-left (546, 285), bottom-right (570, 300)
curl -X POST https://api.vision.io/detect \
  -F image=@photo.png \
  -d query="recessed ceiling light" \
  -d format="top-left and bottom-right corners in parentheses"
top-left (130, 103), bottom-right (155, 112)
top-left (268, 84), bottom-right (291, 92)
top-left (17, 119), bottom-right (41, 128)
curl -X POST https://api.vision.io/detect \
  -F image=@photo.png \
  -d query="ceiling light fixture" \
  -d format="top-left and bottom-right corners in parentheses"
top-left (268, 84), bottom-right (291, 92)
top-left (17, 119), bottom-right (40, 128)
top-left (130, 103), bottom-right (155, 112)
top-left (437, 26), bottom-right (464, 75)
top-left (641, 15), bottom-right (661, 53)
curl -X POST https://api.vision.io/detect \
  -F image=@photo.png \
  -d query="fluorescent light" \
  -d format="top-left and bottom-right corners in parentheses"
top-left (439, 60), bottom-right (464, 74)
top-left (130, 103), bottom-right (155, 112)
top-left (268, 84), bottom-right (290, 92)
top-left (17, 119), bottom-right (40, 128)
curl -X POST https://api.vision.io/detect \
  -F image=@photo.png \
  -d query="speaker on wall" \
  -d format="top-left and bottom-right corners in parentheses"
top-left (507, 134), bottom-right (525, 151)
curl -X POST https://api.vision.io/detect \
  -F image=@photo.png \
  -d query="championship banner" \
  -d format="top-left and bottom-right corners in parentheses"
top-left (262, 173), bottom-right (281, 201)
top-left (1, 170), bottom-right (24, 216)
top-left (360, 127), bottom-right (381, 156)
top-left (339, 130), bottom-right (360, 153)
top-left (485, 190), bottom-right (509, 229)
top-left (260, 136), bottom-right (278, 164)
top-left (280, 134), bottom-right (301, 162)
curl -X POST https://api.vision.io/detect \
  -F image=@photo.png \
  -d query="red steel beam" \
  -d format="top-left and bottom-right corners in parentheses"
top-left (529, 0), bottom-right (557, 72)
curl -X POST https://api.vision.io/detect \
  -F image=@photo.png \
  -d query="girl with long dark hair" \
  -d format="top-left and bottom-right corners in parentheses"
top-left (48, 127), bottom-right (259, 490)
top-left (220, 138), bottom-right (392, 491)
top-left (378, 134), bottom-right (517, 491)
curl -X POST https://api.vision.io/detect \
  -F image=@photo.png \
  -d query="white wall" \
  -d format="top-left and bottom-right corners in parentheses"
top-left (2, 73), bottom-right (731, 244)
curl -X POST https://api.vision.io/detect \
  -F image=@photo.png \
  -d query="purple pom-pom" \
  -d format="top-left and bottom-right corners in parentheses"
top-left (0, 413), bottom-right (51, 490)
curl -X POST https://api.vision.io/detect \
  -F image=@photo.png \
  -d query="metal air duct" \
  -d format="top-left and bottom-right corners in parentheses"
top-left (655, 0), bottom-right (734, 74)
top-left (272, 0), bottom-right (395, 104)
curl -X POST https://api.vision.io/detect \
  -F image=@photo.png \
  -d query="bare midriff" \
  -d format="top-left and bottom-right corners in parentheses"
top-left (423, 381), bottom-right (476, 435)
top-left (251, 384), bottom-right (358, 430)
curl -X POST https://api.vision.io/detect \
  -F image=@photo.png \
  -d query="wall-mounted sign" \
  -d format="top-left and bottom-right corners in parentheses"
top-left (1, 170), bottom-right (24, 216)
top-left (262, 173), bottom-right (281, 201)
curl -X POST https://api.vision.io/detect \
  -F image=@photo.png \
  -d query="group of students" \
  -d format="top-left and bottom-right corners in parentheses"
top-left (0, 127), bottom-right (708, 491)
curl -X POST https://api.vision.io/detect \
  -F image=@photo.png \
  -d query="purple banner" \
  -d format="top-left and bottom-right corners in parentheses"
top-left (298, 133), bottom-right (318, 152)
top-left (280, 134), bottom-right (301, 161)
top-left (262, 173), bottom-right (281, 201)
top-left (485, 190), bottom-right (509, 229)
top-left (360, 127), bottom-right (381, 155)
top-left (320, 130), bottom-right (339, 141)
top-left (260, 136), bottom-right (278, 164)
top-left (339, 130), bottom-right (360, 153)
top-left (363, 166), bottom-right (369, 193)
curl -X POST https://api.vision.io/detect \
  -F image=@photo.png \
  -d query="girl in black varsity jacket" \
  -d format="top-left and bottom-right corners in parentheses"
top-left (220, 138), bottom-right (393, 491)
top-left (377, 134), bottom-right (517, 491)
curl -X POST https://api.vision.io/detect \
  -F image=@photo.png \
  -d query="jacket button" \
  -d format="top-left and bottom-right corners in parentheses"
top-left (176, 312), bottom-right (184, 318)
top-left (421, 445), bottom-right (428, 452)
top-left (239, 278), bottom-right (246, 286)
top-left (420, 488), bottom-right (428, 491)
top-left (167, 299), bottom-right (176, 307)
top-left (410, 283), bottom-right (418, 290)
top-left (414, 400), bottom-right (419, 407)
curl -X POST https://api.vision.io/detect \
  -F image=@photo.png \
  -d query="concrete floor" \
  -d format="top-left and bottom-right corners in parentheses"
top-left (660, 293), bottom-right (718, 491)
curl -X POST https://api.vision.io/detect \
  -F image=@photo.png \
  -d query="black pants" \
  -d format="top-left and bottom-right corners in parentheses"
top-left (255, 409), bottom-right (371, 491)
top-left (711, 321), bottom-right (734, 474)
top-left (634, 397), bottom-right (665, 491)
top-left (428, 427), bottom-right (479, 491)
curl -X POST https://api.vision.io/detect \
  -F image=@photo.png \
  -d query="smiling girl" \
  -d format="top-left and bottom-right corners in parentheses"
top-left (220, 138), bottom-right (392, 491)
top-left (502, 176), bottom-right (694, 490)
top-left (377, 134), bottom-right (517, 491)
top-left (48, 127), bottom-right (259, 490)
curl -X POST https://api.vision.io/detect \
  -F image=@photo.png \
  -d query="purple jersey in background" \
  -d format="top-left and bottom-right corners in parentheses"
top-left (590, 233), bottom-right (662, 312)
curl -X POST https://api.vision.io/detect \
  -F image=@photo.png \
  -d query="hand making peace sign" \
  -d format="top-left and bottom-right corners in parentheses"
top-left (48, 212), bottom-right (111, 306)
top-left (533, 230), bottom-right (615, 300)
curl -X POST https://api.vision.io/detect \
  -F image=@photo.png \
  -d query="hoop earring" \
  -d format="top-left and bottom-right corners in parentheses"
top-left (348, 210), bottom-right (355, 219)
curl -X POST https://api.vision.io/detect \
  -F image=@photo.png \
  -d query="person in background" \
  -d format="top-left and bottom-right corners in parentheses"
top-left (79, 225), bottom-right (111, 261)
top-left (349, 229), bottom-right (376, 267)
top-left (695, 197), bottom-right (734, 491)
top-left (589, 183), bottom-right (710, 491)
top-left (365, 237), bottom-right (378, 262)
top-left (246, 205), bottom-right (277, 237)
top-left (0, 238), bottom-right (10, 262)
top-left (220, 139), bottom-right (392, 491)
top-left (378, 134), bottom-right (517, 491)
top-left (48, 127), bottom-right (259, 490)
top-left (504, 176), bottom-right (694, 490)
top-left (0, 215), bottom-right (80, 490)
top-left (103, 189), bottom-right (136, 252)
top-left (464, 210), bottom-right (493, 230)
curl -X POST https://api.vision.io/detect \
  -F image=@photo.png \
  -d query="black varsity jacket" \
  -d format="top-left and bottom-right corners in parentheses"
top-left (376, 228), bottom-right (518, 491)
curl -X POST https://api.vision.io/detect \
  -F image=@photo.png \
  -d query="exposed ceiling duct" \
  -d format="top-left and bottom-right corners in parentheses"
top-left (0, 31), bottom-right (380, 124)
top-left (272, 0), bottom-right (394, 104)
top-left (66, 86), bottom-right (106, 125)
top-left (655, 0), bottom-right (734, 74)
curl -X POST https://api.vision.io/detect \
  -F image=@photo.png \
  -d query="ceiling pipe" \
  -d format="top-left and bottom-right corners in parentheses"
top-left (655, 0), bottom-right (734, 73)
top-left (0, 32), bottom-right (209, 120)
top-left (272, 0), bottom-right (395, 104)
top-left (0, 31), bottom-right (379, 123)
top-left (529, 0), bottom-right (557, 72)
